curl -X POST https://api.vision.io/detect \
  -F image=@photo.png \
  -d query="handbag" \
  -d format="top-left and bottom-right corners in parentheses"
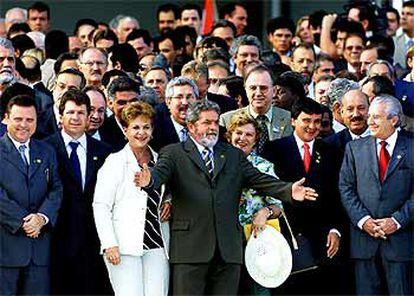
top-left (280, 210), bottom-right (319, 274)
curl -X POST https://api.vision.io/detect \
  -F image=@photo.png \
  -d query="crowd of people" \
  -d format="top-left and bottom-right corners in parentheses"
top-left (0, 0), bottom-right (413, 295)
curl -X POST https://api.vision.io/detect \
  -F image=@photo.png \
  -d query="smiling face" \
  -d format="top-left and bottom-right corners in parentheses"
top-left (230, 123), bottom-right (258, 155)
top-left (78, 48), bottom-right (108, 86)
top-left (166, 84), bottom-right (197, 125)
top-left (86, 90), bottom-right (106, 132)
top-left (60, 101), bottom-right (89, 139)
top-left (124, 115), bottom-right (153, 151)
top-left (292, 111), bottom-right (322, 142)
top-left (5, 104), bottom-right (37, 143)
top-left (245, 70), bottom-right (273, 115)
top-left (368, 102), bottom-right (398, 140)
top-left (341, 89), bottom-right (369, 135)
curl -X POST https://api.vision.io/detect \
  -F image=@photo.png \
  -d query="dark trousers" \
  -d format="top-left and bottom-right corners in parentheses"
top-left (172, 247), bottom-right (241, 295)
top-left (0, 263), bottom-right (50, 295)
top-left (354, 247), bottom-right (414, 295)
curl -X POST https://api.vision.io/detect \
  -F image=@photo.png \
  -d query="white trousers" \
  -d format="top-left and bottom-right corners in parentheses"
top-left (104, 248), bottom-right (169, 296)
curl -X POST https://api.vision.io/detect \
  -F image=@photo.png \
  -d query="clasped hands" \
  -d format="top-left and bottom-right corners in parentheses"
top-left (22, 213), bottom-right (46, 238)
top-left (362, 217), bottom-right (398, 239)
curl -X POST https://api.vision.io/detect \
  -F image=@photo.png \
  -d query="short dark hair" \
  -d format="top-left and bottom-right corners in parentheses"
top-left (291, 97), bottom-right (322, 119)
top-left (274, 75), bottom-right (305, 98)
top-left (210, 19), bottom-right (237, 36)
top-left (107, 76), bottom-right (141, 101)
top-left (363, 75), bottom-right (395, 97)
top-left (57, 68), bottom-right (86, 90)
top-left (58, 89), bottom-right (91, 116)
top-left (335, 19), bottom-right (365, 37)
top-left (74, 18), bottom-right (98, 36)
top-left (1, 83), bottom-right (36, 118)
top-left (174, 25), bottom-right (197, 47)
top-left (109, 43), bottom-right (140, 73)
top-left (291, 43), bottom-right (316, 61)
top-left (157, 3), bottom-right (179, 20)
top-left (54, 52), bottom-right (79, 75)
top-left (101, 69), bottom-right (129, 88)
top-left (202, 48), bottom-right (231, 64)
top-left (267, 17), bottom-right (295, 35)
top-left (366, 34), bottom-right (395, 61)
top-left (28, 1), bottom-right (50, 19)
top-left (219, 2), bottom-right (246, 19)
top-left (385, 6), bottom-right (400, 23)
top-left (200, 36), bottom-right (229, 52)
top-left (45, 30), bottom-right (69, 60)
top-left (309, 10), bottom-right (327, 29)
top-left (126, 29), bottom-right (152, 46)
top-left (403, 0), bottom-right (414, 8)
top-left (220, 75), bottom-right (249, 107)
top-left (7, 23), bottom-right (31, 39)
top-left (6, 95), bottom-right (37, 115)
top-left (154, 29), bottom-right (185, 51)
top-left (11, 34), bottom-right (35, 56)
top-left (180, 4), bottom-right (202, 20)
top-left (20, 55), bottom-right (41, 82)
top-left (93, 28), bottom-right (118, 47)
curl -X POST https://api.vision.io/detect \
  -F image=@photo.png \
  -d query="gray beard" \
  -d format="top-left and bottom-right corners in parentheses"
top-left (0, 73), bottom-right (14, 85)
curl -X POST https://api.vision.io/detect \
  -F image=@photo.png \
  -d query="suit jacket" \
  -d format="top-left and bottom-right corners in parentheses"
top-left (393, 34), bottom-right (406, 69)
top-left (33, 81), bottom-right (53, 99)
top-left (0, 134), bottom-right (62, 267)
top-left (324, 128), bottom-right (353, 160)
top-left (99, 114), bottom-right (126, 152)
top-left (339, 132), bottom-right (414, 261)
top-left (152, 139), bottom-right (293, 264)
top-left (150, 104), bottom-right (180, 152)
top-left (219, 105), bottom-right (293, 140)
top-left (262, 136), bottom-right (343, 259)
top-left (45, 132), bottom-right (112, 258)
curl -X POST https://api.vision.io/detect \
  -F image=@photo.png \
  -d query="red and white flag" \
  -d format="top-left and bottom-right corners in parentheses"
top-left (201, 0), bottom-right (218, 36)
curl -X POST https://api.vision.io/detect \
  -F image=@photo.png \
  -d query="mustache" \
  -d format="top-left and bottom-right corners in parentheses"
top-left (204, 130), bottom-right (218, 137)
top-left (350, 115), bottom-right (365, 122)
top-left (0, 67), bottom-right (13, 74)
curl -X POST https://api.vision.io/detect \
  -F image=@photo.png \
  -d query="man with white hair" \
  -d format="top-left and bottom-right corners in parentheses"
top-left (5, 7), bottom-right (27, 32)
top-left (340, 95), bottom-right (414, 295)
top-left (27, 31), bottom-right (45, 50)
top-left (111, 15), bottom-right (139, 43)
top-left (326, 78), bottom-right (360, 133)
top-left (0, 38), bottom-right (16, 96)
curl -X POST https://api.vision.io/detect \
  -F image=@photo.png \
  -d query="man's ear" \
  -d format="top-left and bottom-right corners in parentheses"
top-left (107, 99), bottom-right (114, 111)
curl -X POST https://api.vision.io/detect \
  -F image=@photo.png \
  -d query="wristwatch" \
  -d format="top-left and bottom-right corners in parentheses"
top-left (266, 206), bottom-right (274, 218)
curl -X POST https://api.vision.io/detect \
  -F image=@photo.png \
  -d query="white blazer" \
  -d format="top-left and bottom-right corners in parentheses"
top-left (93, 144), bottom-right (169, 257)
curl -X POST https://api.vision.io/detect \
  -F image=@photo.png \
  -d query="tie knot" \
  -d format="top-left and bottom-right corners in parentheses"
top-left (203, 148), bottom-right (210, 157)
top-left (69, 141), bottom-right (79, 151)
top-left (380, 141), bottom-right (387, 148)
top-left (303, 143), bottom-right (310, 150)
top-left (18, 144), bottom-right (27, 153)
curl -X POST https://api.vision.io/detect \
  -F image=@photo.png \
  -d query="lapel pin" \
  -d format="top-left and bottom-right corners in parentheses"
top-left (220, 154), bottom-right (224, 158)
top-left (397, 155), bottom-right (402, 159)
top-left (34, 158), bottom-right (42, 164)
top-left (93, 156), bottom-right (98, 161)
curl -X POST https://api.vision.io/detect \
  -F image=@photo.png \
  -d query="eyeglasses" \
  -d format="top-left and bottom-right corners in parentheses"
top-left (345, 46), bottom-right (363, 51)
top-left (171, 95), bottom-right (194, 101)
top-left (209, 78), bottom-right (226, 85)
top-left (82, 61), bottom-right (107, 67)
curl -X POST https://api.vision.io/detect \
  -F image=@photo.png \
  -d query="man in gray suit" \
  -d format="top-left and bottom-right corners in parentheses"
top-left (136, 99), bottom-right (317, 295)
top-left (339, 94), bottom-right (413, 295)
top-left (220, 64), bottom-right (292, 152)
top-left (393, 1), bottom-right (414, 68)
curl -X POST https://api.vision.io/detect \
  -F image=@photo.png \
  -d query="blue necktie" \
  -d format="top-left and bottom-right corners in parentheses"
top-left (18, 144), bottom-right (29, 168)
top-left (69, 141), bottom-right (82, 188)
top-left (180, 127), bottom-right (188, 142)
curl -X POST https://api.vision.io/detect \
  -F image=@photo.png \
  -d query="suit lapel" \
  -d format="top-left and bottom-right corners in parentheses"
top-left (183, 139), bottom-right (211, 178)
top-left (384, 134), bottom-right (406, 182)
top-left (366, 137), bottom-right (380, 182)
top-left (28, 141), bottom-right (43, 179)
top-left (287, 136), bottom-right (305, 175)
top-left (213, 142), bottom-right (226, 179)
top-left (1, 135), bottom-right (27, 175)
top-left (84, 136), bottom-right (96, 190)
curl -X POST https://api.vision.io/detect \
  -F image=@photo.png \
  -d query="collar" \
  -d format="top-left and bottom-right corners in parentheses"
top-left (114, 116), bottom-right (125, 135)
top-left (190, 136), bottom-right (214, 155)
top-left (349, 127), bottom-right (370, 140)
top-left (293, 132), bottom-right (315, 153)
top-left (7, 133), bottom-right (30, 150)
top-left (61, 130), bottom-right (87, 150)
top-left (170, 115), bottom-right (186, 132)
top-left (248, 105), bottom-right (273, 122)
top-left (376, 129), bottom-right (398, 147)
top-left (404, 33), bottom-right (414, 43)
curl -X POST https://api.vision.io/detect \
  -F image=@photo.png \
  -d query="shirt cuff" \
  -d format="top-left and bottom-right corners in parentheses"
top-left (391, 217), bottom-right (401, 230)
top-left (329, 229), bottom-right (341, 237)
top-left (357, 215), bottom-right (371, 230)
top-left (38, 213), bottom-right (49, 225)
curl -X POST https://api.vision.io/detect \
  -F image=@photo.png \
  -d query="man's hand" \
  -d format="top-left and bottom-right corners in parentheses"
top-left (362, 218), bottom-right (386, 239)
top-left (375, 218), bottom-right (398, 236)
top-left (326, 232), bottom-right (340, 258)
top-left (292, 178), bottom-right (318, 201)
top-left (160, 202), bottom-right (171, 222)
top-left (22, 214), bottom-right (45, 238)
top-left (134, 163), bottom-right (151, 188)
top-left (322, 14), bottom-right (337, 30)
top-left (105, 246), bottom-right (121, 265)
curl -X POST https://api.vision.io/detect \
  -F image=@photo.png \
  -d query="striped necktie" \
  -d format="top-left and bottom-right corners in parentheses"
top-left (202, 148), bottom-right (214, 176)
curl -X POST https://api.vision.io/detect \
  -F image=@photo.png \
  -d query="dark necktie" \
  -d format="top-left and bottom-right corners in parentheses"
top-left (18, 144), bottom-right (29, 168)
top-left (202, 148), bottom-right (214, 176)
top-left (256, 115), bottom-right (269, 153)
top-left (303, 143), bottom-right (311, 173)
top-left (180, 127), bottom-right (188, 142)
top-left (69, 141), bottom-right (82, 188)
top-left (378, 141), bottom-right (390, 183)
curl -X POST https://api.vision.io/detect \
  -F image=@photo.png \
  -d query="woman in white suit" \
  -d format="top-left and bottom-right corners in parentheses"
top-left (93, 101), bottom-right (170, 296)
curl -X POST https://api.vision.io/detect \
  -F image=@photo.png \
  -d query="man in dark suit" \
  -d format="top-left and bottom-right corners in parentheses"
top-left (136, 99), bottom-right (318, 295)
top-left (45, 89), bottom-right (112, 295)
top-left (339, 94), bottom-right (414, 295)
top-left (324, 89), bottom-right (370, 158)
top-left (0, 95), bottom-right (62, 295)
top-left (100, 76), bottom-right (140, 152)
top-left (151, 76), bottom-right (200, 152)
top-left (262, 97), bottom-right (343, 294)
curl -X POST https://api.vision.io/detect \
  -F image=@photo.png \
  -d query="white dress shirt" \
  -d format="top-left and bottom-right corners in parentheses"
top-left (349, 128), bottom-right (371, 140)
top-left (61, 131), bottom-right (87, 189)
top-left (170, 116), bottom-right (187, 142)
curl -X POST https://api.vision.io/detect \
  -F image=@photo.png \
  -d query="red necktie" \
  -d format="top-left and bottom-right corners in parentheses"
top-left (303, 143), bottom-right (311, 173)
top-left (379, 141), bottom-right (390, 183)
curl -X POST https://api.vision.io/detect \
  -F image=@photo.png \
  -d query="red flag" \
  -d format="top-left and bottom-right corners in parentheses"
top-left (202, 0), bottom-right (218, 36)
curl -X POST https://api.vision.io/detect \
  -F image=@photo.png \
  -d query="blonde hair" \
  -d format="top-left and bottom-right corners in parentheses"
top-left (225, 111), bottom-right (261, 143)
